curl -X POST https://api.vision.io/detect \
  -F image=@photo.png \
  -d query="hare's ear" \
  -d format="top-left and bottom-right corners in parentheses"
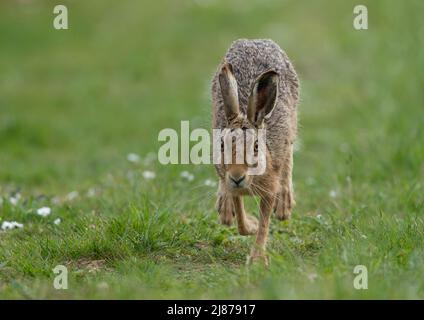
top-left (219, 63), bottom-right (240, 121)
top-left (247, 70), bottom-right (279, 126)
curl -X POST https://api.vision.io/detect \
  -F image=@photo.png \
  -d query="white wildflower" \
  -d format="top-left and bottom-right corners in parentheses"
top-left (204, 179), bottom-right (217, 187)
top-left (9, 193), bottom-right (21, 206)
top-left (66, 191), bottom-right (79, 201)
top-left (87, 188), bottom-right (97, 198)
top-left (142, 170), bottom-right (156, 180)
top-left (54, 218), bottom-right (61, 225)
top-left (180, 171), bottom-right (190, 178)
top-left (37, 206), bottom-right (51, 217)
top-left (180, 171), bottom-right (194, 181)
top-left (127, 153), bottom-right (140, 163)
top-left (329, 190), bottom-right (337, 198)
top-left (52, 197), bottom-right (61, 205)
top-left (1, 221), bottom-right (24, 231)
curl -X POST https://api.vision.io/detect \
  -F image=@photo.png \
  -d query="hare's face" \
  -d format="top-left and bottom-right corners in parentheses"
top-left (221, 116), bottom-right (258, 191)
top-left (217, 62), bottom-right (278, 193)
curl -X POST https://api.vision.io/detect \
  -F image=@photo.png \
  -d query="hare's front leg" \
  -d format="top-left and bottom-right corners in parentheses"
top-left (215, 180), bottom-right (234, 226)
top-left (233, 196), bottom-right (258, 236)
top-left (274, 145), bottom-right (295, 220)
top-left (248, 194), bottom-right (275, 266)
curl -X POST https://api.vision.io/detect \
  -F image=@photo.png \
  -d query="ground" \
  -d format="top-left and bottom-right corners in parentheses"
top-left (0, 0), bottom-right (423, 299)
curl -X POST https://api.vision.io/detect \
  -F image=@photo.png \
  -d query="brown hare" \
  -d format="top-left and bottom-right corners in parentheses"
top-left (211, 39), bottom-right (299, 264)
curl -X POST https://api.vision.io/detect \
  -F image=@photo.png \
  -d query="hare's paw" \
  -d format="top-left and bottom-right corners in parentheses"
top-left (216, 194), bottom-right (234, 226)
top-left (247, 249), bottom-right (269, 267)
top-left (274, 187), bottom-right (295, 221)
top-left (239, 215), bottom-right (258, 236)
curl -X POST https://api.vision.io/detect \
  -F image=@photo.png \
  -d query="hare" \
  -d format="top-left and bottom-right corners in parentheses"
top-left (211, 39), bottom-right (299, 264)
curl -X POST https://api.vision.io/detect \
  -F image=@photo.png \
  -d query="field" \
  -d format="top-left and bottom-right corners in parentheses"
top-left (1, 0), bottom-right (423, 299)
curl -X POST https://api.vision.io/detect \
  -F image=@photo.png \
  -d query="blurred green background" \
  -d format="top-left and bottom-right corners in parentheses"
top-left (0, 0), bottom-right (424, 299)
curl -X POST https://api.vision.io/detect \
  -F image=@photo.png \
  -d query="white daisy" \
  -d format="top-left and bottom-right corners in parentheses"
top-left (37, 207), bottom-right (51, 217)
top-left (9, 193), bottom-right (21, 206)
top-left (87, 188), bottom-right (97, 198)
top-left (66, 191), bottom-right (79, 201)
top-left (180, 171), bottom-right (194, 181)
top-left (54, 218), bottom-right (61, 225)
top-left (204, 179), bottom-right (217, 187)
top-left (127, 153), bottom-right (140, 163)
top-left (1, 221), bottom-right (24, 231)
top-left (52, 197), bottom-right (61, 205)
top-left (142, 170), bottom-right (156, 180)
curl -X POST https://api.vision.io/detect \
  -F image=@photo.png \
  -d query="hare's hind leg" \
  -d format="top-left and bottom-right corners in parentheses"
top-left (233, 196), bottom-right (258, 236)
top-left (274, 145), bottom-right (295, 220)
top-left (216, 180), bottom-right (234, 226)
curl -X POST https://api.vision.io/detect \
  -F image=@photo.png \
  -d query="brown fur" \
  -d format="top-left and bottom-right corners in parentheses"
top-left (211, 39), bottom-right (299, 265)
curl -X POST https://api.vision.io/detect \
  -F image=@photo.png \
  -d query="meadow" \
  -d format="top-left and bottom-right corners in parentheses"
top-left (0, 0), bottom-right (423, 299)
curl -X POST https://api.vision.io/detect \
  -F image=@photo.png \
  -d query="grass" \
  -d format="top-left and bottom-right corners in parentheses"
top-left (1, 0), bottom-right (424, 299)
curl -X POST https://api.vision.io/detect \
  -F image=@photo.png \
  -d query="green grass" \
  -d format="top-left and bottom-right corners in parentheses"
top-left (1, 0), bottom-right (424, 299)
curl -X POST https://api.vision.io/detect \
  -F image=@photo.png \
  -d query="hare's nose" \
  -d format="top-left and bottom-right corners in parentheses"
top-left (230, 175), bottom-right (246, 186)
